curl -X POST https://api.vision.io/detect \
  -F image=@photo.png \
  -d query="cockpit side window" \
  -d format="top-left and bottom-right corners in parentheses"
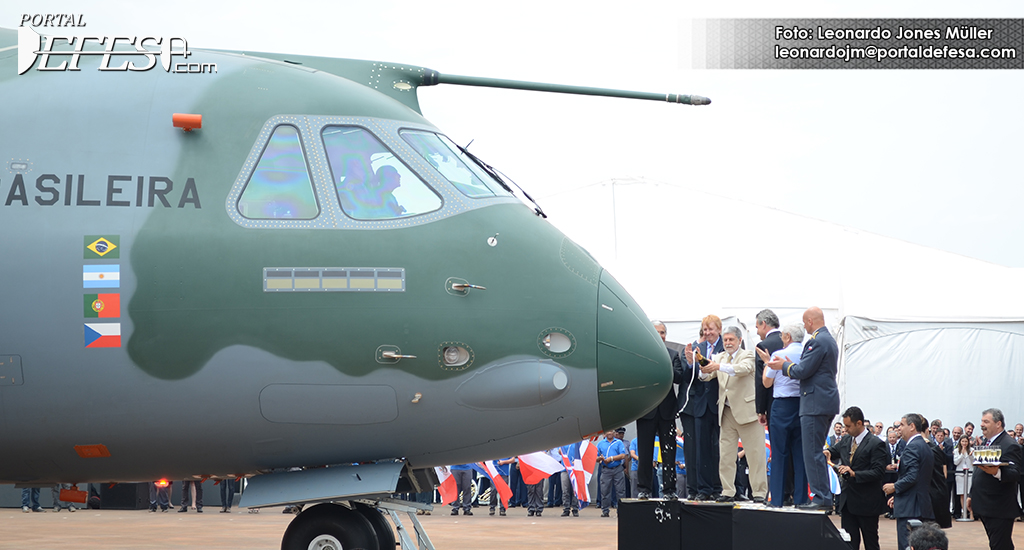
top-left (400, 130), bottom-right (511, 198)
top-left (322, 126), bottom-right (442, 220)
top-left (237, 125), bottom-right (319, 220)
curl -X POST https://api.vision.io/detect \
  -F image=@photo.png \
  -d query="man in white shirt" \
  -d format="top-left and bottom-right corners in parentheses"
top-left (762, 324), bottom-right (806, 507)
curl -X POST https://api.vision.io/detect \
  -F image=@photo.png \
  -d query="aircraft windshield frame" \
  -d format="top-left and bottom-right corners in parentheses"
top-left (399, 130), bottom-right (511, 199)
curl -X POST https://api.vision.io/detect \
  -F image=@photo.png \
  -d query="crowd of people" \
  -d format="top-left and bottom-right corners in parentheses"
top-left (438, 307), bottom-right (1024, 550)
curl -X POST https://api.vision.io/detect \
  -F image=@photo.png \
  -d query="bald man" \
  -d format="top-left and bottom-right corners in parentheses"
top-left (760, 306), bottom-right (840, 511)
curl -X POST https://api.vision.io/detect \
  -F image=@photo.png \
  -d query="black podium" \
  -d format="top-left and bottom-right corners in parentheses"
top-left (618, 499), bottom-right (850, 550)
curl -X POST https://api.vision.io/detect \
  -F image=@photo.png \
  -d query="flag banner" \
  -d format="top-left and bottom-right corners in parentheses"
top-left (470, 461), bottom-right (512, 509)
top-left (434, 466), bottom-right (457, 505)
top-left (559, 440), bottom-right (597, 506)
top-left (517, 451), bottom-right (565, 485)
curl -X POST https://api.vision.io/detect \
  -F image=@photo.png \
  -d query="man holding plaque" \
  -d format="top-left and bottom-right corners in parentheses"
top-left (968, 408), bottom-right (1022, 550)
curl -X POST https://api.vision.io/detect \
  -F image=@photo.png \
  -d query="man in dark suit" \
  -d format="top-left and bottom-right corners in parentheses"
top-left (883, 413), bottom-right (934, 550)
top-left (762, 306), bottom-right (839, 511)
top-left (754, 309), bottom-right (783, 428)
top-left (883, 427), bottom-right (906, 518)
top-left (635, 322), bottom-right (686, 500)
top-left (824, 406), bottom-right (888, 550)
top-left (968, 408), bottom-right (1022, 550)
top-left (680, 314), bottom-right (724, 500)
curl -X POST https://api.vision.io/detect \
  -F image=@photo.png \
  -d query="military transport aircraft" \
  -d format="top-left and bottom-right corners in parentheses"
top-left (0, 26), bottom-right (707, 550)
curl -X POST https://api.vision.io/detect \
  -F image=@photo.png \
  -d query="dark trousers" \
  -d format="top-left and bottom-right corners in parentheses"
top-left (680, 411), bottom-right (721, 497)
top-left (769, 397), bottom-right (807, 506)
top-left (510, 466), bottom-right (528, 506)
top-left (180, 480), bottom-right (203, 509)
top-left (896, 517), bottom-right (917, 550)
top-left (600, 465), bottom-right (625, 512)
top-left (560, 471), bottom-right (579, 511)
top-left (546, 472), bottom-right (561, 507)
top-left (980, 516), bottom-right (1016, 550)
top-left (220, 479), bottom-right (236, 510)
top-left (841, 512), bottom-right (880, 550)
top-left (451, 470), bottom-right (473, 511)
top-left (636, 415), bottom-right (677, 494)
top-left (801, 414), bottom-right (833, 505)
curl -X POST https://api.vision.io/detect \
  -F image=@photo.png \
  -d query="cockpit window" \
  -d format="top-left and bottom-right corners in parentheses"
top-left (400, 130), bottom-right (511, 198)
top-left (237, 125), bottom-right (319, 220)
top-left (322, 126), bottom-right (442, 220)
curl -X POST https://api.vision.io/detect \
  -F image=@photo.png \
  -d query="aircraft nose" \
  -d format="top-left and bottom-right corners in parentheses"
top-left (595, 270), bottom-right (673, 430)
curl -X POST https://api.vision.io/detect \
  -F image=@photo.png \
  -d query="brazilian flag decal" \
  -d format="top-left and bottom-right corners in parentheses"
top-left (84, 235), bottom-right (119, 259)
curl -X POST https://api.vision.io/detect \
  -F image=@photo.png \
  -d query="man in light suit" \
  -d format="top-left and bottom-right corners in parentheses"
top-left (968, 408), bottom-right (1022, 550)
top-left (762, 306), bottom-right (840, 511)
top-left (883, 413), bottom-right (934, 550)
top-left (699, 326), bottom-right (767, 503)
top-left (634, 321), bottom-right (686, 499)
top-left (681, 315), bottom-right (724, 500)
top-left (824, 406), bottom-right (888, 550)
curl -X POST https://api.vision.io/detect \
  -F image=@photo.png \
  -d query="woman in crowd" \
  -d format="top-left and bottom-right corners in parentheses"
top-left (953, 435), bottom-right (974, 519)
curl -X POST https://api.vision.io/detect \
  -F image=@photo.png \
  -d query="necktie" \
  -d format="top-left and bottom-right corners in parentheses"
top-left (850, 439), bottom-right (859, 462)
top-left (727, 353), bottom-right (733, 363)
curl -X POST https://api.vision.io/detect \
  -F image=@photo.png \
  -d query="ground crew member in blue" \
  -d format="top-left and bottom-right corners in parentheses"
top-left (597, 429), bottom-right (627, 517)
top-left (449, 464), bottom-right (474, 516)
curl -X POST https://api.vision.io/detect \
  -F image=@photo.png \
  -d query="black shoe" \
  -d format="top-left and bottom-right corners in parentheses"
top-left (178, 507), bottom-right (187, 513)
top-left (499, 509), bottom-right (506, 516)
top-left (489, 508), bottom-right (495, 516)
top-left (716, 494), bottom-right (735, 503)
top-left (796, 502), bottom-right (830, 512)
top-left (637, 490), bottom-right (651, 500)
top-left (572, 509), bottom-right (579, 517)
top-left (451, 508), bottom-right (459, 516)
top-left (561, 510), bottom-right (570, 517)
top-left (752, 497), bottom-right (765, 504)
top-left (528, 510), bottom-right (535, 517)
top-left (536, 511), bottom-right (542, 517)
top-left (663, 491), bottom-right (678, 501)
top-left (694, 494), bottom-right (710, 502)
top-left (783, 496), bottom-right (794, 507)
top-left (601, 510), bottom-right (610, 517)
top-left (463, 509), bottom-right (472, 516)
top-left (221, 508), bottom-right (230, 513)
top-left (150, 506), bottom-right (157, 513)
top-left (196, 508), bottom-right (203, 513)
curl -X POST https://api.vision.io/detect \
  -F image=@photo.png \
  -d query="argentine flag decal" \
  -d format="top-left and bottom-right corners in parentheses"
top-left (83, 265), bottom-right (120, 288)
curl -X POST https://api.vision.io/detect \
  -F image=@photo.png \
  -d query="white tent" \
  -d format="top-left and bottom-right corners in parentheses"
top-left (543, 180), bottom-right (1024, 428)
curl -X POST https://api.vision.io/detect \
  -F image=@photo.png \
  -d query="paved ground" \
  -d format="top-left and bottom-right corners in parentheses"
top-left (1, 504), bottom-right (1020, 549)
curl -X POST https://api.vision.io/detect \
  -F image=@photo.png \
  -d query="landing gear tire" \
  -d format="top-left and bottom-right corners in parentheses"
top-left (353, 503), bottom-right (396, 550)
top-left (280, 503), bottom-right (379, 550)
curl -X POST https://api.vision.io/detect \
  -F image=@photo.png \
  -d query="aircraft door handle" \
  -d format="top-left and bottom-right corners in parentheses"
top-left (446, 277), bottom-right (486, 296)
top-left (381, 351), bottom-right (417, 360)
